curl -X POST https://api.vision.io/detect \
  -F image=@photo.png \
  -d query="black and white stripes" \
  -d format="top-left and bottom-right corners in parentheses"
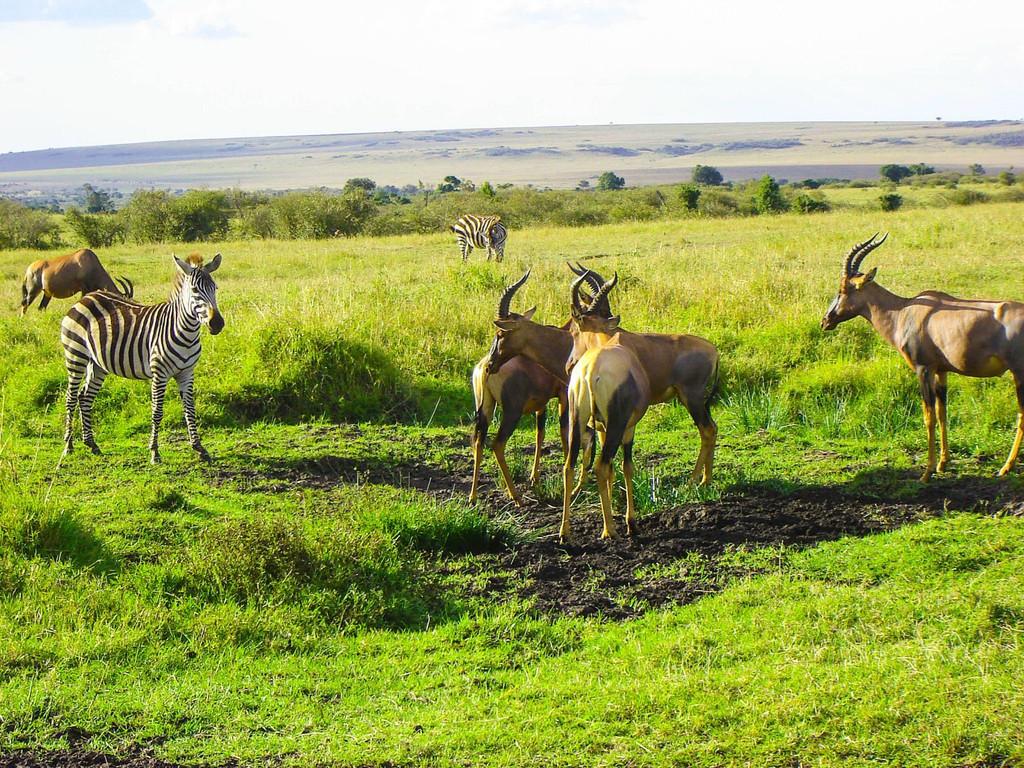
top-left (450, 215), bottom-right (507, 262)
top-left (60, 254), bottom-right (224, 464)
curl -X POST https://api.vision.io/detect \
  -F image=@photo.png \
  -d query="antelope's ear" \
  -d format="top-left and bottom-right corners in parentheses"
top-left (206, 253), bottom-right (222, 273)
top-left (173, 254), bottom-right (194, 275)
top-left (605, 315), bottom-right (621, 332)
top-left (493, 318), bottom-right (516, 331)
top-left (521, 306), bottom-right (537, 321)
top-left (851, 267), bottom-right (877, 288)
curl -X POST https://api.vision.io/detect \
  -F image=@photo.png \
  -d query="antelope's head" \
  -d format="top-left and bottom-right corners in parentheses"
top-left (567, 270), bottom-right (620, 375)
top-left (173, 252), bottom-right (224, 335)
top-left (487, 270), bottom-right (536, 374)
top-left (821, 233), bottom-right (886, 331)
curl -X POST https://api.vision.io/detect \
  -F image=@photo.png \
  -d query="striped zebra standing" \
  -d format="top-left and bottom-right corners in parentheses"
top-left (60, 253), bottom-right (224, 464)
top-left (451, 214), bottom-right (507, 262)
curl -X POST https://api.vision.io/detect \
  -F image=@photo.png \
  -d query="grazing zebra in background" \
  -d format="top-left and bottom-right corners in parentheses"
top-left (451, 214), bottom-right (507, 262)
top-left (60, 253), bottom-right (224, 464)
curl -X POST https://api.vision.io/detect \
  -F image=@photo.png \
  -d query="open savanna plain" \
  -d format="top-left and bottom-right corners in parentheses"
top-left (2, 203), bottom-right (1024, 767)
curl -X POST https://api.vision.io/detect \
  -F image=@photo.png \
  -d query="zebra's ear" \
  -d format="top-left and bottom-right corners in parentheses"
top-left (206, 253), bottom-right (222, 273)
top-left (173, 254), bottom-right (195, 275)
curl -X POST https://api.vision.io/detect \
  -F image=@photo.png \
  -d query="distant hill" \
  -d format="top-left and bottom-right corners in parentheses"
top-left (1, 120), bottom-right (1021, 197)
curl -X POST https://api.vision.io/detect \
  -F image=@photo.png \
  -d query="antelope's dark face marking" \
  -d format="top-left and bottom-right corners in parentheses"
top-left (821, 269), bottom-right (877, 331)
top-left (488, 308), bottom-right (537, 374)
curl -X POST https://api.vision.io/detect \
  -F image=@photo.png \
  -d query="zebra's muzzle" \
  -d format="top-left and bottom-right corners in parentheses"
top-left (208, 310), bottom-right (225, 335)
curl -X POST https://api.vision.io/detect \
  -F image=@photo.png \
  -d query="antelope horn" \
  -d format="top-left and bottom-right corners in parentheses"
top-left (850, 232), bottom-right (888, 276)
top-left (843, 233), bottom-right (880, 277)
top-left (570, 272), bottom-right (591, 315)
top-left (496, 270), bottom-right (530, 319)
top-left (587, 272), bottom-right (618, 312)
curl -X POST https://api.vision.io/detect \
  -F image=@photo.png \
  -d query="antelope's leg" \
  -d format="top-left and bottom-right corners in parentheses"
top-left (595, 458), bottom-right (616, 540)
top-left (998, 374), bottom-right (1024, 476)
top-left (493, 406), bottom-right (524, 506)
top-left (469, 411), bottom-right (490, 503)
top-left (683, 393), bottom-right (717, 485)
top-left (38, 293), bottom-right (51, 311)
top-left (622, 430), bottom-right (637, 536)
top-left (571, 427), bottom-right (594, 498)
top-left (529, 409), bottom-right (546, 486)
top-left (78, 363), bottom-right (106, 454)
top-left (935, 372), bottom-right (950, 472)
top-left (561, 405), bottom-right (583, 543)
top-left (917, 368), bottom-right (937, 482)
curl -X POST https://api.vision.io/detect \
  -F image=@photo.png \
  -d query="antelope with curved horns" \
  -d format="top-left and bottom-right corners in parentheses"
top-left (822, 233), bottom-right (1024, 481)
top-left (470, 270), bottom-right (570, 506)
top-left (491, 268), bottom-right (720, 486)
top-left (21, 248), bottom-right (133, 314)
top-left (561, 272), bottom-right (651, 541)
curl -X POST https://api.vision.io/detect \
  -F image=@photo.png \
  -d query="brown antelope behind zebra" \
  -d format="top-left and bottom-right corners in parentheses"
top-left (561, 273), bottom-right (651, 542)
top-left (451, 215), bottom-right (507, 262)
top-left (822, 233), bottom-right (1024, 482)
top-left (21, 248), bottom-right (133, 314)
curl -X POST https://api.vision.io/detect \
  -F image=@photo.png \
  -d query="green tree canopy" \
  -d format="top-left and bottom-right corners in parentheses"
top-left (596, 171), bottom-right (625, 191)
top-left (692, 165), bottom-right (723, 185)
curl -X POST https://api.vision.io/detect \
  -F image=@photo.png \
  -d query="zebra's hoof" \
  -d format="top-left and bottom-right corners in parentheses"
top-left (151, 452), bottom-right (162, 465)
top-left (196, 448), bottom-right (212, 463)
top-left (85, 442), bottom-right (101, 455)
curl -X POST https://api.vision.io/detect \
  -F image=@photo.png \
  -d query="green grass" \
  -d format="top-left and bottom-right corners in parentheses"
top-left (3, 203), bottom-right (1024, 765)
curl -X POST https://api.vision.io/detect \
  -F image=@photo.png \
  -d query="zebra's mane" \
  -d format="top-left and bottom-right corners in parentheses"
top-left (171, 253), bottom-right (205, 299)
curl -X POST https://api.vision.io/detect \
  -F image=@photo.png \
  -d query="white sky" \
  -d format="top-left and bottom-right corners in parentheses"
top-left (1, 0), bottom-right (1022, 153)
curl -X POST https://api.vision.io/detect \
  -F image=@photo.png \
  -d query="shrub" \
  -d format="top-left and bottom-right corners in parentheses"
top-left (678, 183), bottom-right (701, 211)
top-left (596, 171), bottom-right (625, 191)
top-left (879, 193), bottom-right (903, 211)
top-left (753, 175), bottom-right (787, 214)
top-left (343, 177), bottom-right (376, 193)
top-left (230, 204), bottom-right (276, 239)
top-left (944, 188), bottom-right (988, 206)
top-left (0, 199), bottom-right (62, 249)
top-left (692, 164), bottom-right (723, 185)
top-left (64, 208), bottom-right (125, 247)
top-left (969, 163), bottom-right (985, 176)
top-left (270, 190), bottom-right (377, 238)
top-left (998, 170), bottom-right (1016, 186)
top-left (908, 163), bottom-right (935, 176)
top-left (167, 190), bottom-right (230, 241)
top-left (121, 189), bottom-right (171, 243)
top-left (791, 193), bottom-right (829, 213)
top-left (698, 189), bottom-right (739, 217)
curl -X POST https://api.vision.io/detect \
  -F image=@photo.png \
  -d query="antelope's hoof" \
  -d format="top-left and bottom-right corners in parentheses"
top-left (626, 522), bottom-right (637, 537)
top-left (937, 460), bottom-right (949, 473)
top-left (998, 465), bottom-right (1013, 478)
top-left (468, 492), bottom-right (478, 503)
top-left (918, 471), bottom-right (933, 483)
top-left (601, 528), bottom-right (616, 540)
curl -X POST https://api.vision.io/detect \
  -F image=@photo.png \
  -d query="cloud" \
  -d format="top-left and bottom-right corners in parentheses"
top-left (0, 0), bottom-right (151, 25)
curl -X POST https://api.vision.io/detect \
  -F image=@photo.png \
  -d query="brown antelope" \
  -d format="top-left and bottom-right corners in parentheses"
top-left (561, 273), bottom-right (651, 542)
top-left (21, 248), bottom-right (132, 314)
top-left (470, 272), bottom-right (569, 506)
top-left (490, 268), bottom-right (720, 486)
top-left (822, 233), bottom-right (1024, 482)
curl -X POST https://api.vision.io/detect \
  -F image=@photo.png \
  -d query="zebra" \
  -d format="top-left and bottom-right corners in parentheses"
top-left (450, 215), bottom-right (507, 262)
top-left (60, 253), bottom-right (224, 464)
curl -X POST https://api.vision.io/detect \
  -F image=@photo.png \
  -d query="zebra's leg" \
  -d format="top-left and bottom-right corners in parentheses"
top-left (149, 374), bottom-right (169, 464)
top-left (78, 363), bottom-right (107, 454)
top-left (176, 371), bottom-right (211, 462)
top-left (62, 367), bottom-right (85, 457)
top-left (461, 243), bottom-right (472, 262)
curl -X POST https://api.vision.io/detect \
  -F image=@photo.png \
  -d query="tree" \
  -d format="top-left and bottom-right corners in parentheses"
top-left (753, 175), bottom-right (786, 214)
top-left (791, 193), bottom-right (829, 213)
top-left (167, 190), bottom-right (230, 241)
top-left (121, 189), bottom-right (171, 243)
top-left (480, 181), bottom-right (496, 198)
top-left (0, 198), bottom-right (62, 249)
top-left (436, 175), bottom-right (462, 193)
top-left (596, 171), bottom-right (625, 191)
top-left (692, 165), bottom-right (723, 186)
top-left (576, 179), bottom-right (590, 190)
top-left (343, 177), bottom-right (376, 194)
top-left (999, 170), bottom-right (1016, 186)
top-left (678, 184), bottom-right (701, 211)
top-left (969, 163), bottom-right (985, 176)
top-left (81, 183), bottom-right (114, 213)
top-left (880, 164), bottom-right (912, 184)
top-left (908, 163), bottom-right (935, 176)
